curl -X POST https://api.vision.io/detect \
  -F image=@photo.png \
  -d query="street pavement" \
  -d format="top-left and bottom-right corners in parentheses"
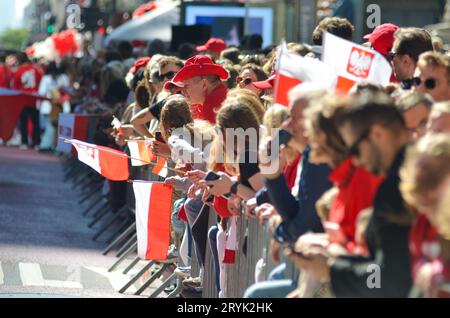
top-left (0, 146), bottom-right (165, 298)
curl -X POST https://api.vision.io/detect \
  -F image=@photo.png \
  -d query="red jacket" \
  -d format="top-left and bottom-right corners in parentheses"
top-left (328, 157), bottom-right (383, 252)
top-left (196, 82), bottom-right (228, 124)
top-left (409, 214), bottom-right (450, 297)
top-left (13, 63), bottom-right (43, 93)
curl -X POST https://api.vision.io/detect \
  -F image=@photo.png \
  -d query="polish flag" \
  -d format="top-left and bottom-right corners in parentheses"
top-left (70, 139), bottom-right (129, 181)
top-left (152, 157), bottom-right (168, 178)
top-left (223, 216), bottom-right (238, 264)
top-left (322, 32), bottom-right (392, 94)
top-left (133, 182), bottom-right (173, 260)
top-left (274, 41), bottom-right (337, 107)
top-left (127, 140), bottom-right (156, 167)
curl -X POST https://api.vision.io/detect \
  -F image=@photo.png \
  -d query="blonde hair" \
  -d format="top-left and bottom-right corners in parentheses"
top-left (223, 88), bottom-right (266, 122)
top-left (316, 187), bottom-right (339, 223)
top-left (418, 51), bottom-right (450, 82)
top-left (400, 133), bottom-right (450, 210)
top-left (263, 104), bottom-right (290, 137)
top-left (436, 184), bottom-right (450, 240)
top-left (432, 101), bottom-right (450, 115)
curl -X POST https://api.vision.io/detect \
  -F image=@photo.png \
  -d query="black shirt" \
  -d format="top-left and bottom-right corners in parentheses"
top-left (238, 149), bottom-right (260, 189)
top-left (148, 99), bottom-right (166, 120)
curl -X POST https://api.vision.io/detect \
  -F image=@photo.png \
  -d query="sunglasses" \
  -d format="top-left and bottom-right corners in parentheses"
top-left (412, 77), bottom-right (437, 90)
top-left (158, 71), bottom-right (175, 81)
top-left (236, 77), bottom-right (253, 86)
top-left (388, 51), bottom-right (401, 61)
top-left (349, 130), bottom-right (370, 157)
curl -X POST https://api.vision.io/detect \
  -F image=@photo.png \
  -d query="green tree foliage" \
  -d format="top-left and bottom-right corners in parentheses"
top-left (0, 28), bottom-right (29, 51)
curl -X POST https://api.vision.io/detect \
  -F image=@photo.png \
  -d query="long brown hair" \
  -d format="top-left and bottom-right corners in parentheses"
top-left (304, 95), bottom-right (351, 168)
top-left (159, 95), bottom-right (193, 142)
top-left (209, 102), bottom-right (261, 173)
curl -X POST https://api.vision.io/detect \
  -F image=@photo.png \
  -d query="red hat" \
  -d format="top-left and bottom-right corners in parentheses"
top-left (172, 55), bottom-right (229, 83)
top-left (363, 23), bottom-right (400, 56)
top-left (196, 38), bottom-right (227, 54)
top-left (131, 39), bottom-right (146, 48)
top-left (164, 80), bottom-right (184, 90)
top-left (253, 74), bottom-right (277, 90)
top-left (129, 57), bottom-right (151, 74)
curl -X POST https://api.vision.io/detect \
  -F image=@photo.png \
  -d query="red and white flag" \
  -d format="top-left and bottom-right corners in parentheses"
top-left (127, 140), bottom-right (156, 167)
top-left (223, 216), bottom-right (238, 264)
top-left (70, 139), bottom-right (129, 181)
top-left (133, 182), bottom-right (173, 260)
top-left (57, 114), bottom-right (89, 154)
top-left (274, 41), bottom-right (337, 107)
top-left (322, 32), bottom-right (392, 94)
top-left (152, 157), bottom-right (168, 178)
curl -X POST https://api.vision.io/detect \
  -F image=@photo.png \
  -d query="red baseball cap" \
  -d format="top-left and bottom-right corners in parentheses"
top-left (196, 38), bottom-right (227, 54)
top-left (164, 80), bottom-right (184, 90)
top-left (129, 57), bottom-right (151, 74)
top-left (253, 74), bottom-right (277, 90)
top-left (172, 55), bottom-right (229, 83)
top-left (363, 23), bottom-right (400, 56)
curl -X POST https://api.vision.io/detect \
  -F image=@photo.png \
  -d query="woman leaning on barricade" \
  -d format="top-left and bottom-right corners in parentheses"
top-left (183, 91), bottom-right (265, 297)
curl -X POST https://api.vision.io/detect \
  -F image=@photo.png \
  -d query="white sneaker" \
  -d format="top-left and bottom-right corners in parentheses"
top-left (19, 144), bottom-right (29, 150)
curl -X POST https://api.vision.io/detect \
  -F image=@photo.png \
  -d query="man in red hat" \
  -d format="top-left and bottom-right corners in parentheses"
top-left (364, 23), bottom-right (399, 59)
top-left (363, 23), bottom-right (400, 83)
top-left (171, 55), bottom-right (229, 124)
top-left (196, 38), bottom-right (227, 62)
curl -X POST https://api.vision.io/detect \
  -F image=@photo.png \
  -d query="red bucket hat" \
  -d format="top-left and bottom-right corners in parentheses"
top-left (253, 74), bottom-right (277, 90)
top-left (172, 55), bottom-right (229, 83)
top-left (196, 38), bottom-right (227, 54)
top-left (363, 23), bottom-right (400, 56)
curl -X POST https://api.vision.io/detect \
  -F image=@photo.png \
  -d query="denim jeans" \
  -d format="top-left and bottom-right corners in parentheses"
top-left (269, 263), bottom-right (286, 281)
top-left (184, 194), bottom-right (204, 268)
top-left (208, 225), bottom-right (220, 297)
top-left (243, 279), bottom-right (296, 298)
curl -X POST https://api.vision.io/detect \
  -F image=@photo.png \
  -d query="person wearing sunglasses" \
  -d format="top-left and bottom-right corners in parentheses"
top-left (157, 56), bottom-right (184, 87)
top-left (236, 64), bottom-right (268, 96)
top-left (293, 93), bottom-right (414, 297)
top-left (131, 56), bottom-right (184, 140)
top-left (389, 28), bottom-right (433, 89)
top-left (412, 51), bottom-right (450, 102)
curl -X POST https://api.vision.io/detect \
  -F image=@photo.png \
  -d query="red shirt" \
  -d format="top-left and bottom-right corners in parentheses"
top-left (0, 64), bottom-right (13, 88)
top-left (196, 83), bottom-right (228, 124)
top-left (283, 154), bottom-right (301, 190)
top-left (328, 157), bottom-right (383, 251)
top-left (409, 214), bottom-right (450, 297)
top-left (213, 165), bottom-right (233, 218)
top-left (13, 63), bottom-right (43, 93)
